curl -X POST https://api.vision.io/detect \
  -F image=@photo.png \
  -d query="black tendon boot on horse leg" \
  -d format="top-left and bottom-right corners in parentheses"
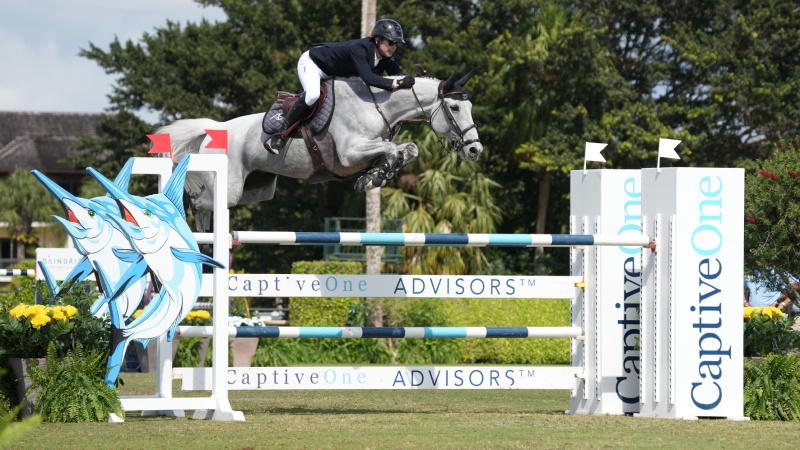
top-left (264, 94), bottom-right (312, 155)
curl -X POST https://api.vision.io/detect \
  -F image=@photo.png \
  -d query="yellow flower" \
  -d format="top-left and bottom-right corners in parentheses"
top-left (9, 304), bottom-right (27, 319)
top-left (51, 307), bottom-right (66, 321)
top-left (30, 313), bottom-right (51, 328)
top-left (765, 306), bottom-right (783, 318)
top-left (194, 310), bottom-right (211, 320)
top-left (743, 307), bottom-right (754, 320)
top-left (25, 304), bottom-right (46, 318)
top-left (63, 305), bottom-right (78, 318)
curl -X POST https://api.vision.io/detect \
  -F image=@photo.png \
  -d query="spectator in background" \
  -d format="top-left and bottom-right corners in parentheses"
top-left (744, 273), bottom-right (798, 313)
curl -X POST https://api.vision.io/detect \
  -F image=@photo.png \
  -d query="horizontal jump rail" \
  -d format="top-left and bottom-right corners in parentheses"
top-left (194, 231), bottom-right (652, 248)
top-left (178, 326), bottom-right (583, 339)
top-left (0, 269), bottom-right (35, 277)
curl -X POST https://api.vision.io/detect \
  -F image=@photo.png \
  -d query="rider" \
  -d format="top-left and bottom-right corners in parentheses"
top-left (265, 18), bottom-right (416, 154)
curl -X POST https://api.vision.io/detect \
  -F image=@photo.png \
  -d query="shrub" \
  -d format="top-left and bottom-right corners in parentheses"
top-left (744, 142), bottom-right (800, 297)
top-left (744, 353), bottom-right (800, 421)
top-left (27, 343), bottom-right (123, 422)
top-left (289, 261), bottom-right (363, 326)
top-left (394, 299), bottom-right (460, 364)
top-left (0, 368), bottom-right (40, 447)
top-left (440, 298), bottom-right (571, 365)
top-left (743, 306), bottom-right (800, 356)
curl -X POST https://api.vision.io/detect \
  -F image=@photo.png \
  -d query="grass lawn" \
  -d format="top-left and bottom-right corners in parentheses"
top-left (10, 372), bottom-right (800, 449)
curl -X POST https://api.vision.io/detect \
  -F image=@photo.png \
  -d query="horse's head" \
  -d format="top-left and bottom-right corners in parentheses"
top-left (431, 71), bottom-right (483, 162)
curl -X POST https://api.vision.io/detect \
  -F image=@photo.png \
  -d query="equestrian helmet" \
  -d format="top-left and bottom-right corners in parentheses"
top-left (371, 19), bottom-right (405, 44)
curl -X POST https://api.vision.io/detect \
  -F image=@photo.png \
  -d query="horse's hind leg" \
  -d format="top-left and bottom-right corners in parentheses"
top-left (194, 210), bottom-right (212, 234)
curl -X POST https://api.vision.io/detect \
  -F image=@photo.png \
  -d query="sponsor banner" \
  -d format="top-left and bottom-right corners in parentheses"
top-left (35, 248), bottom-right (90, 281)
top-left (641, 168), bottom-right (744, 419)
top-left (199, 274), bottom-right (582, 299)
top-left (569, 170), bottom-right (641, 415)
top-left (175, 366), bottom-right (581, 391)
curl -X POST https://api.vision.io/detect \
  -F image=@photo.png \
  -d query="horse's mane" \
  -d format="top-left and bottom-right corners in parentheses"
top-left (336, 75), bottom-right (440, 98)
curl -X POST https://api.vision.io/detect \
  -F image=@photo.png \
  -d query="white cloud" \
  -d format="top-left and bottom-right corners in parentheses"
top-left (0, 0), bottom-right (225, 118)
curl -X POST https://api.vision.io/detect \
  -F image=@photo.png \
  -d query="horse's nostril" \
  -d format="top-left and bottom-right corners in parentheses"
top-left (469, 146), bottom-right (479, 154)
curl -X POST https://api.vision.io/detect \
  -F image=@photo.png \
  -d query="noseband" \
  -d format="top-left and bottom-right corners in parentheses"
top-left (431, 89), bottom-right (480, 154)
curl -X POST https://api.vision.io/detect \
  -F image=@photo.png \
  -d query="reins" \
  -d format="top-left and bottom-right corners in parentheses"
top-left (366, 65), bottom-right (480, 154)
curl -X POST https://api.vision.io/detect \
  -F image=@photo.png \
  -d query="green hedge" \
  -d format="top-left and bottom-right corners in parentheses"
top-left (443, 298), bottom-right (570, 364)
top-left (390, 298), bottom-right (571, 365)
top-left (289, 261), bottom-right (363, 326)
top-left (287, 261), bottom-right (571, 365)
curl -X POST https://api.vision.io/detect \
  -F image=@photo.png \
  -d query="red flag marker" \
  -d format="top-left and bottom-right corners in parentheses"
top-left (205, 129), bottom-right (228, 155)
top-left (147, 134), bottom-right (172, 158)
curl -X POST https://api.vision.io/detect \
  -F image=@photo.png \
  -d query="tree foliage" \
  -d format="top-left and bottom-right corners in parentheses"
top-left (743, 141), bottom-right (800, 298)
top-left (383, 127), bottom-right (502, 275)
top-left (75, 0), bottom-right (800, 274)
top-left (0, 170), bottom-right (60, 259)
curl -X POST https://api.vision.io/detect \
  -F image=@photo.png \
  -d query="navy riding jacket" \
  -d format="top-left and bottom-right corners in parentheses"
top-left (309, 37), bottom-right (405, 91)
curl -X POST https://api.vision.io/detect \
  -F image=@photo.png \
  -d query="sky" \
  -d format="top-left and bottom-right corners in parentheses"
top-left (0, 0), bottom-right (227, 120)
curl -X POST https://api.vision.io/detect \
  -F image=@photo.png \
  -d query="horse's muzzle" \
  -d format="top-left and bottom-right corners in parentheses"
top-left (462, 141), bottom-right (483, 161)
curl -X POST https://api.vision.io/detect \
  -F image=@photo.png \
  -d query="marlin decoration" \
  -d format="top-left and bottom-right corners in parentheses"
top-left (88, 155), bottom-right (225, 387)
top-left (31, 159), bottom-right (148, 327)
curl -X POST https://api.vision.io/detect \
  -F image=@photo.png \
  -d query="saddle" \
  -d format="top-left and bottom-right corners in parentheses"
top-left (261, 81), bottom-right (337, 182)
top-left (261, 80), bottom-right (335, 138)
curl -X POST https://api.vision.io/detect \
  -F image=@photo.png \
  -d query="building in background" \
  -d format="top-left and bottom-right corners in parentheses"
top-left (0, 111), bottom-right (104, 267)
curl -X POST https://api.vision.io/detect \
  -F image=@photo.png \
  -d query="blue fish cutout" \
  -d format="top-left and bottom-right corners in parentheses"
top-left (88, 155), bottom-right (225, 387)
top-left (31, 159), bottom-right (147, 326)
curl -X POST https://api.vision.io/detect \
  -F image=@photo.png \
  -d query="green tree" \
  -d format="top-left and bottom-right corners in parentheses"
top-left (743, 140), bottom-right (800, 303)
top-left (76, 0), bottom-right (800, 276)
top-left (382, 127), bottom-right (502, 275)
top-left (587, 0), bottom-right (800, 166)
top-left (77, 0), bottom-right (372, 273)
top-left (480, 2), bottom-right (662, 271)
top-left (0, 169), bottom-right (60, 260)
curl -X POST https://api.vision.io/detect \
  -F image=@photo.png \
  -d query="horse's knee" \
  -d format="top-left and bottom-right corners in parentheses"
top-left (403, 143), bottom-right (419, 164)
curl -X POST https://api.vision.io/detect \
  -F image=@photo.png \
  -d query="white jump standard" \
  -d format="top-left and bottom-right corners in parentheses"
top-left (119, 156), bottom-right (744, 421)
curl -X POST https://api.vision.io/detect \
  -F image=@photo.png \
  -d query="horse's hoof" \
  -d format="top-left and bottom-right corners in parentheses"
top-left (392, 153), bottom-right (404, 170)
top-left (354, 176), bottom-right (370, 192)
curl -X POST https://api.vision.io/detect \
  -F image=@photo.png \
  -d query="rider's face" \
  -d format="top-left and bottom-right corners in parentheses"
top-left (376, 38), bottom-right (398, 58)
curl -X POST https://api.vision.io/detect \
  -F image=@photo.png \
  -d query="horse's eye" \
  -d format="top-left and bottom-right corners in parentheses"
top-left (450, 105), bottom-right (460, 112)
top-left (87, 209), bottom-right (95, 217)
top-left (144, 210), bottom-right (153, 217)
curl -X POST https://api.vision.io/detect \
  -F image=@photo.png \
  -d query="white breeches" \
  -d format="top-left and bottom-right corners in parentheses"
top-left (297, 51), bottom-right (328, 106)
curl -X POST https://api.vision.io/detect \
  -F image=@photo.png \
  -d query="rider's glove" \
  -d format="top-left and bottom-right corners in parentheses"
top-left (397, 75), bottom-right (415, 89)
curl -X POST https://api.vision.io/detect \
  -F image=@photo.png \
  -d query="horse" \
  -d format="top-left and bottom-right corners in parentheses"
top-left (160, 71), bottom-right (483, 232)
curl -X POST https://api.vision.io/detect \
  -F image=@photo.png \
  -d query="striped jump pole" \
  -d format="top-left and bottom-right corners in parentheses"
top-left (209, 231), bottom-right (653, 247)
top-left (178, 326), bottom-right (583, 339)
top-left (0, 269), bottom-right (35, 277)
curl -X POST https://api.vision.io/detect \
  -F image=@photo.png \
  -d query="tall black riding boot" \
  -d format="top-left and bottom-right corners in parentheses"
top-left (264, 94), bottom-right (312, 155)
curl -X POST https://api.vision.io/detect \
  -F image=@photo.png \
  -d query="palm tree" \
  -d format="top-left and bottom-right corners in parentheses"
top-left (0, 169), bottom-right (60, 260)
top-left (383, 127), bottom-right (502, 275)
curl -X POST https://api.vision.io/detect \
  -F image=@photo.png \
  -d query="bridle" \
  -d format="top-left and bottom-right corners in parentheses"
top-left (367, 69), bottom-right (480, 155)
top-left (426, 86), bottom-right (480, 155)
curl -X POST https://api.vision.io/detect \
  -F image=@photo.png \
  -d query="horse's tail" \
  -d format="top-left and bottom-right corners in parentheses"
top-left (156, 118), bottom-right (221, 164)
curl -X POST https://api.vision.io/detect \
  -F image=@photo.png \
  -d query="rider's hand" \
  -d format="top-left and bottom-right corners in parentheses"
top-left (397, 75), bottom-right (415, 89)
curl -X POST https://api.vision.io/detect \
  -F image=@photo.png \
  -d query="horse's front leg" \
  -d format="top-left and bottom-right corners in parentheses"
top-left (352, 142), bottom-right (419, 192)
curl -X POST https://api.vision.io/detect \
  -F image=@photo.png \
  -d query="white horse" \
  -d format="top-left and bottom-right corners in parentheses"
top-left (161, 71), bottom-right (483, 232)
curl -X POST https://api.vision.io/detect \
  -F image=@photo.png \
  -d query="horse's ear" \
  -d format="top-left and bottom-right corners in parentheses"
top-left (441, 72), bottom-right (457, 92)
top-left (454, 70), bottom-right (475, 89)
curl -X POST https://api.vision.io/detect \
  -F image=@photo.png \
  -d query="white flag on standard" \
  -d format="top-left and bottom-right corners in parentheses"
top-left (584, 142), bottom-right (607, 162)
top-left (658, 138), bottom-right (681, 160)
